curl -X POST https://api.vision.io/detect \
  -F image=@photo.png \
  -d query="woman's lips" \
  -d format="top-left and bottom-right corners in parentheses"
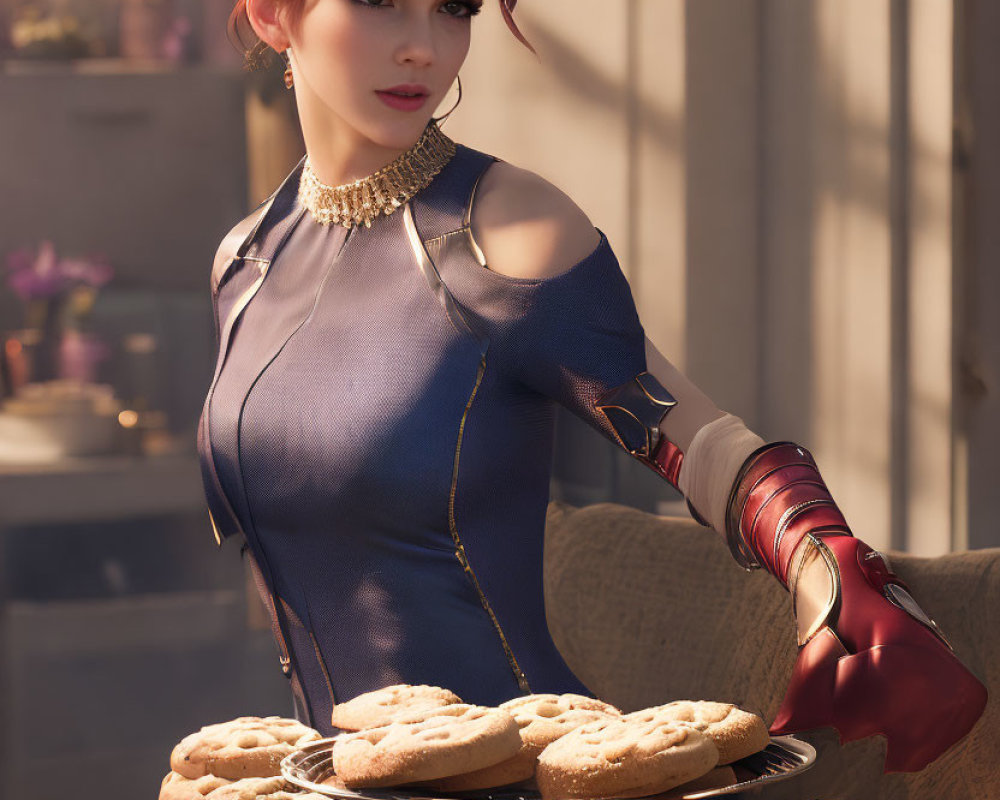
top-left (375, 89), bottom-right (430, 111)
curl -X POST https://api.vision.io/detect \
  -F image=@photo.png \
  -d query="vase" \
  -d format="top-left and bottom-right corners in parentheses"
top-left (58, 329), bottom-right (110, 384)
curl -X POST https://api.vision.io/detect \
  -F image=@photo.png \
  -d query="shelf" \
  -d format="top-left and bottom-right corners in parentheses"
top-left (0, 453), bottom-right (207, 526)
top-left (0, 57), bottom-right (243, 77)
top-left (5, 590), bottom-right (243, 654)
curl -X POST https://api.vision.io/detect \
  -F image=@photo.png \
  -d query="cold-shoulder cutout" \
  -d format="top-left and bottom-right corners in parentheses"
top-left (448, 227), bottom-right (614, 291)
top-left (502, 223), bottom-right (649, 450)
top-left (469, 160), bottom-right (603, 282)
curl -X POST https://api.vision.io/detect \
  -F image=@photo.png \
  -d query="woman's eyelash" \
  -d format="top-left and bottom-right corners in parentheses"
top-left (445, 1), bottom-right (483, 17)
top-left (352, 0), bottom-right (482, 16)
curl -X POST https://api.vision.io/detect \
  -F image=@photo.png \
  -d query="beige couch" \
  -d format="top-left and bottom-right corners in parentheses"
top-left (543, 501), bottom-right (999, 800)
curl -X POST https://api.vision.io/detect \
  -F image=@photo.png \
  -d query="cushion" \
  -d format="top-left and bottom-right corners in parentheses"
top-left (542, 501), bottom-right (999, 800)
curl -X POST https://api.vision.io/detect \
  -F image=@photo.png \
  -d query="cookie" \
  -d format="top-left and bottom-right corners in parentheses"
top-left (410, 747), bottom-right (539, 792)
top-left (158, 771), bottom-right (230, 800)
top-left (499, 693), bottom-right (621, 717)
top-left (170, 716), bottom-right (322, 780)
top-left (506, 694), bottom-right (623, 750)
top-left (157, 774), bottom-right (318, 800)
top-left (256, 795), bottom-right (329, 800)
top-left (623, 701), bottom-right (768, 765)
top-left (253, 794), bottom-right (330, 800)
top-left (201, 776), bottom-right (287, 800)
top-left (536, 716), bottom-right (719, 799)
top-left (414, 694), bottom-right (620, 792)
top-left (660, 765), bottom-right (738, 798)
top-left (602, 763), bottom-right (739, 799)
top-left (210, 777), bottom-right (329, 800)
top-left (331, 684), bottom-right (463, 731)
top-left (332, 704), bottom-right (522, 787)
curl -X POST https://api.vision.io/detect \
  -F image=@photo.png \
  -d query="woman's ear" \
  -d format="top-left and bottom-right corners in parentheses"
top-left (245, 0), bottom-right (291, 52)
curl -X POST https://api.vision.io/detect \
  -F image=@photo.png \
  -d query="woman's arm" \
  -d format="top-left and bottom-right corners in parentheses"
top-left (471, 161), bottom-right (723, 446)
top-left (642, 337), bottom-right (724, 452)
top-left (470, 163), bottom-right (987, 773)
top-left (471, 161), bottom-right (742, 523)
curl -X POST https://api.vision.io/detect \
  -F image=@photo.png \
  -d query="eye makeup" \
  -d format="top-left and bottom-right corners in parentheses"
top-left (352, 0), bottom-right (483, 17)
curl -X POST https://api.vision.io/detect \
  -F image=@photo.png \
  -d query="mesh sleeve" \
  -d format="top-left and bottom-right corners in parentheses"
top-left (510, 229), bottom-right (649, 446)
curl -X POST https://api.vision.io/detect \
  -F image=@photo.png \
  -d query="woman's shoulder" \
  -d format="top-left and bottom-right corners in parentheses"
top-left (470, 158), bottom-right (602, 281)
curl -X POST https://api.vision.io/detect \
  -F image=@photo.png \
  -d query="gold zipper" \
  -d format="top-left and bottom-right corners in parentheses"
top-left (448, 353), bottom-right (531, 694)
top-left (402, 200), bottom-right (528, 692)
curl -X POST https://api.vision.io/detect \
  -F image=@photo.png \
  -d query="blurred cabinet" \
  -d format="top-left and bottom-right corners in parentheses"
top-left (0, 63), bottom-right (250, 431)
top-left (0, 64), bottom-right (247, 292)
top-left (0, 64), bottom-right (293, 800)
top-left (0, 512), bottom-right (292, 800)
top-left (0, 454), bottom-right (205, 526)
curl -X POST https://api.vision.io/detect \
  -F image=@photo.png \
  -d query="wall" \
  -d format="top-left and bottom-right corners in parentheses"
top-left (445, 0), bottom-right (991, 554)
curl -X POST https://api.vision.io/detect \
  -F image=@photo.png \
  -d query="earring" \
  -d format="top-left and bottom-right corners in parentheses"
top-left (283, 49), bottom-right (294, 89)
top-left (431, 75), bottom-right (462, 124)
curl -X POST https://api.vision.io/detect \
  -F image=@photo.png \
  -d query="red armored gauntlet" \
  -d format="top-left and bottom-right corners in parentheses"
top-left (726, 442), bottom-right (988, 772)
top-left (596, 372), bottom-right (987, 772)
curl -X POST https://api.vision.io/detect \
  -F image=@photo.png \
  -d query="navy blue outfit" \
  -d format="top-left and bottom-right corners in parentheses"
top-left (196, 142), bottom-right (648, 734)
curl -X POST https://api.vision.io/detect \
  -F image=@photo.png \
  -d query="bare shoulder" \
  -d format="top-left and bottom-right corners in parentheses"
top-left (469, 160), bottom-right (602, 281)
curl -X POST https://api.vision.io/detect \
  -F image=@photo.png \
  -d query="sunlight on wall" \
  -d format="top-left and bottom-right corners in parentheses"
top-left (445, 0), bottom-right (630, 258)
top-left (811, 0), bottom-right (893, 551)
top-left (906, 2), bottom-right (955, 555)
top-left (435, 0), bottom-right (960, 554)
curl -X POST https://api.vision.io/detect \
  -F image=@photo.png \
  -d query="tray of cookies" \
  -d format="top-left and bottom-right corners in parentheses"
top-left (279, 685), bottom-right (817, 800)
top-left (160, 715), bottom-right (330, 800)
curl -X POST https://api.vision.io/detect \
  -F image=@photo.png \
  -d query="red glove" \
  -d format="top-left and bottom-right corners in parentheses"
top-left (726, 442), bottom-right (988, 772)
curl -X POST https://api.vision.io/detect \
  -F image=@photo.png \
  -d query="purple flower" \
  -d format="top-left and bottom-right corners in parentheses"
top-left (4, 241), bottom-right (114, 301)
top-left (60, 254), bottom-right (114, 288)
top-left (6, 241), bottom-right (67, 300)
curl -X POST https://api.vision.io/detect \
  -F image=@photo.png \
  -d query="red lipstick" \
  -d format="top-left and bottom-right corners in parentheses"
top-left (376, 84), bottom-right (431, 112)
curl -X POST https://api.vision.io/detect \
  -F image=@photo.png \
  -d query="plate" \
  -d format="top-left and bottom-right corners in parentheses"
top-left (281, 734), bottom-right (816, 800)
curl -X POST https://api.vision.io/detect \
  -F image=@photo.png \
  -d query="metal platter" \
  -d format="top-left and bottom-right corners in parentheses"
top-left (281, 734), bottom-right (816, 800)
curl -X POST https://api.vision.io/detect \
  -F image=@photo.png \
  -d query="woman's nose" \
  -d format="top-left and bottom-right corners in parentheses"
top-left (394, 16), bottom-right (436, 66)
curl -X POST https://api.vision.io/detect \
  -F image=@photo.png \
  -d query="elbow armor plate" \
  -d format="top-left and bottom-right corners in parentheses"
top-left (594, 371), bottom-right (707, 525)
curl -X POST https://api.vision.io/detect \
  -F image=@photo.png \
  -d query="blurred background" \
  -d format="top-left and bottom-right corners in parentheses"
top-left (0, 1), bottom-right (997, 798)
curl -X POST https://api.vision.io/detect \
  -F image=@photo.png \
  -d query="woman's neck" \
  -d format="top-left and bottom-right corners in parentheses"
top-left (296, 98), bottom-right (424, 187)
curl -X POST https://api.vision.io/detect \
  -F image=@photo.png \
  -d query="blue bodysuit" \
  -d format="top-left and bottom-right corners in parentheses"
top-left (197, 140), bottom-right (649, 734)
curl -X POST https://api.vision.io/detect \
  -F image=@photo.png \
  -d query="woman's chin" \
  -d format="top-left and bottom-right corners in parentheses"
top-left (361, 116), bottom-right (436, 149)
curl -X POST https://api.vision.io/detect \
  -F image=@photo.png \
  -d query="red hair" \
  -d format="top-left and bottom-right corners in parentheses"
top-left (228, 0), bottom-right (535, 70)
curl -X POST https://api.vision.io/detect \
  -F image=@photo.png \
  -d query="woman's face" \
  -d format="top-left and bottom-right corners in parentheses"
top-left (282, 0), bottom-right (481, 149)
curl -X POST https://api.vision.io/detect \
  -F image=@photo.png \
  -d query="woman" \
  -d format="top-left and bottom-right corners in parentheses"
top-left (198, 0), bottom-right (986, 774)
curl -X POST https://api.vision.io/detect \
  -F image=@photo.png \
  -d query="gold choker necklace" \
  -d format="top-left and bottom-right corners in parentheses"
top-left (298, 121), bottom-right (457, 229)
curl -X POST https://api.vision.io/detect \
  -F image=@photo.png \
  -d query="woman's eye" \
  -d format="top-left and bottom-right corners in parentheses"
top-left (440, 1), bottom-right (482, 17)
top-left (352, 0), bottom-right (480, 13)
